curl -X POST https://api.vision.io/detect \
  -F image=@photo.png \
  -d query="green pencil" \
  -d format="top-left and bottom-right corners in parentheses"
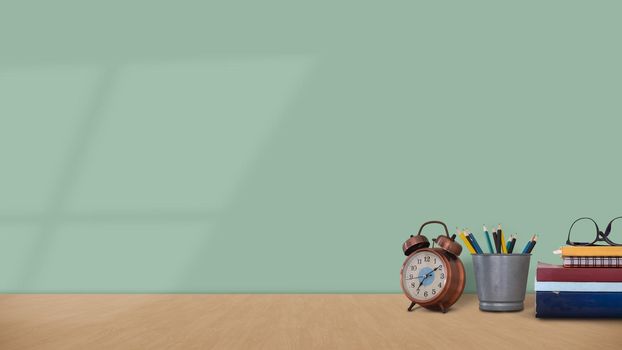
top-left (483, 225), bottom-right (494, 253)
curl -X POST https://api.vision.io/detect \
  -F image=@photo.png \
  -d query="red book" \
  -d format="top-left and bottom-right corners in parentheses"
top-left (536, 262), bottom-right (622, 282)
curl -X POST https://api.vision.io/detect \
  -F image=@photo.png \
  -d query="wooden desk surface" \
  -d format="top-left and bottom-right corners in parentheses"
top-left (0, 294), bottom-right (620, 349)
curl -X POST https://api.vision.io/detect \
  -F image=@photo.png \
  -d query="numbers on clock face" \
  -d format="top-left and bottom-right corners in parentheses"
top-left (403, 251), bottom-right (447, 302)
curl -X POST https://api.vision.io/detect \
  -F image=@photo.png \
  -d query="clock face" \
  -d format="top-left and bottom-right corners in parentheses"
top-left (402, 250), bottom-right (448, 302)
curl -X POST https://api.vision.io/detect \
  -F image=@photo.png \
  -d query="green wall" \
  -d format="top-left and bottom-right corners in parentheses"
top-left (1, 1), bottom-right (621, 293)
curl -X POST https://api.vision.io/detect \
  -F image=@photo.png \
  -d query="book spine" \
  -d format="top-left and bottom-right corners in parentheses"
top-left (535, 281), bottom-right (622, 292)
top-left (537, 267), bottom-right (622, 282)
top-left (536, 291), bottom-right (622, 318)
top-left (563, 257), bottom-right (622, 268)
top-left (561, 246), bottom-right (622, 257)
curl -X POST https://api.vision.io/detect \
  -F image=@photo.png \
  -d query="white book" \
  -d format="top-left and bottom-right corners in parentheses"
top-left (535, 281), bottom-right (622, 292)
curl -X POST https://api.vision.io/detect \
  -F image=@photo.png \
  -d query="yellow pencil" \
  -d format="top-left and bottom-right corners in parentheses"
top-left (458, 229), bottom-right (476, 254)
top-left (499, 224), bottom-right (507, 254)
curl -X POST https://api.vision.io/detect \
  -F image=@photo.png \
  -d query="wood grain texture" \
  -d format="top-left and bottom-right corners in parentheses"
top-left (0, 294), bottom-right (620, 350)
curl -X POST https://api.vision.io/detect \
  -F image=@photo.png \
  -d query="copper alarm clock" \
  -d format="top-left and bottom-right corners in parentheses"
top-left (400, 220), bottom-right (466, 313)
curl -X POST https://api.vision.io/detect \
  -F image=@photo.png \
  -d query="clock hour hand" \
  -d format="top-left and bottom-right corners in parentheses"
top-left (421, 269), bottom-right (436, 281)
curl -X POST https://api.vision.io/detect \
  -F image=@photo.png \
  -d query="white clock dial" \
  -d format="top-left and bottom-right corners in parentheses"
top-left (402, 251), bottom-right (447, 302)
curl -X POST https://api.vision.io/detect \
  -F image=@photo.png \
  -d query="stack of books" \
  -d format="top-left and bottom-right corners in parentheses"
top-left (535, 246), bottom-right (622, 318)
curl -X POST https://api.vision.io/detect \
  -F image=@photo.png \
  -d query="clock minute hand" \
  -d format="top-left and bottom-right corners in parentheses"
top-left (417, 279), bottom-right (424, 290)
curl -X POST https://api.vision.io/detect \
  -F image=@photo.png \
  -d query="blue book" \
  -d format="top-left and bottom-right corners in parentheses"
top-left (536, 291), bottom-right (622, 318)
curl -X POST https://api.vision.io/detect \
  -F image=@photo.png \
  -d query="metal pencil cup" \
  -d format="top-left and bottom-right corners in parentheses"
top-left (472, 254), bottom-right (531, 312)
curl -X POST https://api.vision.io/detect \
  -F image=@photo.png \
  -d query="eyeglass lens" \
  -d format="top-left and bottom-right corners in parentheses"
top-left (604, 217), bottom-right (622, 245)
top-left (569, 218), bottom-right (599, 245)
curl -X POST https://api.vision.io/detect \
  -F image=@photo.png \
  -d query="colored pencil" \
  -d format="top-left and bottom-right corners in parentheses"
top-left (466, 230), bottom-right (484, 254)
top-left (458, 229), bottom-right (476, 254)
top-left (521, 235), bottom-right (536, 254)
top-left (526, 235), bottom-right (538, 254)
top-left (483, 225), bottom-right (494, 254)
top-left (493, 230), bottom-right (501, 254)
top-left (499, 224), bottom-right (507, 254)
top-left (465, 232), bottom-right (478, 254)
top-left (507, 235), bottom-right (517, 254)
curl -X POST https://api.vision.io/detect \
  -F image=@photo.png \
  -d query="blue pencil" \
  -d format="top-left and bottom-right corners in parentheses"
top-left (483, 225), bottom-right (494, 253)
top-left (521, 235), bottom-right (536, 254)
top-left (466, 230), bottom-right (484, 254)
top-left (465, 233), bottom-right (481, 254)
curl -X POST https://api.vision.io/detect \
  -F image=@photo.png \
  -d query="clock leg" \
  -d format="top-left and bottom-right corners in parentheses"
top-left (407, 301), bottom-right (417, 312)
top-left (439, 305), bottom-right (447, 313)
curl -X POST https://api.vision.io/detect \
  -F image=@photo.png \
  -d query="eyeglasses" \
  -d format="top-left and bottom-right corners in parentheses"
top-left (566, 217), bottom-right (622, 246)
